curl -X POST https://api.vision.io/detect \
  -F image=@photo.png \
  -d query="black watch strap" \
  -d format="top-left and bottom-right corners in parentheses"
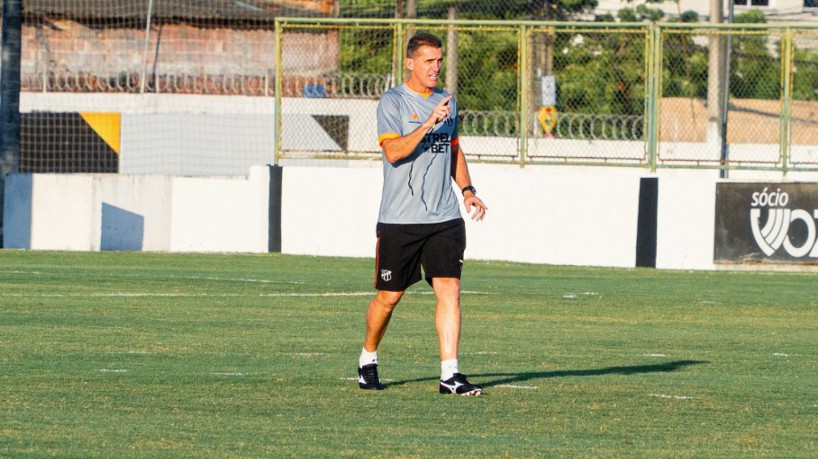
top-left (461, 185), bottom-right (477, 196)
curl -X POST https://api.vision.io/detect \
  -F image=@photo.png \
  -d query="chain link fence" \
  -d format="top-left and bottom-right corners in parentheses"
top-left (790, 28), bottom-right (818, 169)
top-left (657, 25), bottom-right (818, 170)
top-left (525, 25), bottom-right (648, 164)
top-left (5, 2), bottom-right (818, 173)
top-left (12, 0), bottom-right (569, 97)
top-left (658, 27), bottom-right (783, 168)
top-left (277, 20), bottom-right (523, 160)
top-left (277, 19), bottom-right (818, 171)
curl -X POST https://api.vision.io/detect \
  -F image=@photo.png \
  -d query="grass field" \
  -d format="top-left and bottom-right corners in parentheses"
top-left (1, 251), bottom-right (817, 458)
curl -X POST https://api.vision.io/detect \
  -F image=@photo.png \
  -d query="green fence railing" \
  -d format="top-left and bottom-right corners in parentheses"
top-left (275, 18), bottom-right (818, 173)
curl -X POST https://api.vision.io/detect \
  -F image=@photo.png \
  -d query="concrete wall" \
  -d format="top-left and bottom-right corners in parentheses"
top-left (3, 166), bottom-right (270, 253)
top-left (169, 167), bottom-right (270, 252)
top-left (5, 162), bottom-right (736, 271)
top-left (279, 162), bottom-right (725, 270)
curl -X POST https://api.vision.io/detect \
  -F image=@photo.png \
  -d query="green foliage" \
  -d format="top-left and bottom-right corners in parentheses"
top-left (618, 7), bottom-right (638, 22)
top-left (530, 0), bottom-right (599, 20)
top-left (679, 10), bottom-right (699, 23)
top-left (662, 32), bottom-right (709, 98)
top-left (338, 27), bottom-right (394, 74)
top-left (556, 31), bottom-right (646, 116)
top-left (338, 0), bottom-right (599, 20)
top-left (659, 9), bottom-right (786, 102)
top-left (635, 3), bottom-right (665, 21)
top-left (730, 10), bottom-right (779, 100)
top-left (334, 1), bottom-right (807, 113)
top-left (417, 0), bottom-right (530, 20)
top-left (793, 48), bottom-right (818, 101)
top-left (619, 0), bottom-right (668, 22)
top-left (451, 31), bottom-right (518, 111)
top-left (734, 8), bottom-right (767, 25)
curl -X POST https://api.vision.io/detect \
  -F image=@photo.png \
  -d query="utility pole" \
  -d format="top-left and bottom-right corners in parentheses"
top-left (406, 0), bottom-right (416, 20)
top-left (720, 0), bottom-right (734, 179)
top-left (530, 0), bottom-right (550, 136)
top-left (707, 0), bottom-right (727, 174)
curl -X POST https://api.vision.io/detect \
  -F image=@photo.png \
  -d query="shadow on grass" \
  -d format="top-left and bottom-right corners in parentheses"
top-left (386, 360), bottom-right (709, 389)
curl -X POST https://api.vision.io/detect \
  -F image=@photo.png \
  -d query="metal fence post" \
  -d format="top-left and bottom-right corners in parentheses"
top-left (646, 24), bottom-right (660, 172)
top-left (273, 18), bottom-right (284, 165)
top-left (395, 22), bottom-right (405, 85)
top-left (140, 0), bottom-right (155, 94)
top-left (779, 27), bottom-right (794, 175)
top-left (518, 23), bottom-right (528, 165)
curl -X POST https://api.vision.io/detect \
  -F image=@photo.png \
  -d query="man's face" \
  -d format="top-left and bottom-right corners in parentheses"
top-left (406, 45), bottom-right (443, 91)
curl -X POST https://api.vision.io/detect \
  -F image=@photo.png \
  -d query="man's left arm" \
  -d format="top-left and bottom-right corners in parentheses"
top-left (451, 144), bottom-right (487, 222)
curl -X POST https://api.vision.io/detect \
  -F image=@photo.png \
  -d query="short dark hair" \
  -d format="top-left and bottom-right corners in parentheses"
top-left (406, 32), bottom-right (442, 58)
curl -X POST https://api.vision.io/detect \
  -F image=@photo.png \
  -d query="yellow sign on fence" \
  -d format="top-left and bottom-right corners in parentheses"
top-left (537, 106), bottom-right (558, 137)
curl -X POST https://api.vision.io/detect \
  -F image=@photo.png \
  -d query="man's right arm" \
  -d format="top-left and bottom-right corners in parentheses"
top-left (380, 120), bottom-right (435, 164)
top-left (380, 95), bottom-right (453, 164)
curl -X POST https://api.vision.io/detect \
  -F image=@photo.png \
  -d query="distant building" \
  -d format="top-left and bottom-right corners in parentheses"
top-left (595, 0), bottom-right (816, 23)
top-left (17, 0), bottom-right (339, 94)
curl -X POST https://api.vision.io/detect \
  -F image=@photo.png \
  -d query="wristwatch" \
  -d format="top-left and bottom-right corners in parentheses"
top-left (461, 185), bottom-right (477, 196)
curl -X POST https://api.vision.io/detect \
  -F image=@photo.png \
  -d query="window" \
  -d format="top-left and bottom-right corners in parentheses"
top-left (734, 0), bottom-right (770, 5)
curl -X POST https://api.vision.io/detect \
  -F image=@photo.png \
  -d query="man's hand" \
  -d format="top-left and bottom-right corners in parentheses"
top-left (464, 195), bottom-right (487, 222)
top-left (424, 95), bottom-right (453, 129)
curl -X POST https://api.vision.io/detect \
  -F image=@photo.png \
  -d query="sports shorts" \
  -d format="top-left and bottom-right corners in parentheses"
top-left (374, 218), bottom-right (466, 291)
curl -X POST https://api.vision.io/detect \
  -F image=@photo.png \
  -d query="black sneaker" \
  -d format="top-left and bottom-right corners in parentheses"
top-left (358, 363), bottom-right (385, 390)
top-left (439, 373), bottom-right (482, 396)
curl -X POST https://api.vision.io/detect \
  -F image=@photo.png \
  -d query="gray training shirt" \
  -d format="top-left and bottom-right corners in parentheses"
top-left (376, 84), bottom-right (461, 224)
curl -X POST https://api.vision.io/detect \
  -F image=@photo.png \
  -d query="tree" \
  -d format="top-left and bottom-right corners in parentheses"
top-left (793, 49), bottom-right (818, 102)
top-left (729, 9), bottom-right (779, 100)
top-left (660, 9), bottom-right (709, 99)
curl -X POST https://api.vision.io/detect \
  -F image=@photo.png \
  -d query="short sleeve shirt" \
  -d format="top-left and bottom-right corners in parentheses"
top-left (376, 84), bottom-right (461, 224)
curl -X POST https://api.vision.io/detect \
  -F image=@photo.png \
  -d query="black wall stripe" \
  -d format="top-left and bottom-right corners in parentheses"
top-left (636, 177), bottom-right (658, 268)
top-left (268, 164), bottom-right (283, 252)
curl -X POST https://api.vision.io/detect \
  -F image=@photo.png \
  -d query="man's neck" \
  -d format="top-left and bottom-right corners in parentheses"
top-left (405, 79), bottom-right (434, 96)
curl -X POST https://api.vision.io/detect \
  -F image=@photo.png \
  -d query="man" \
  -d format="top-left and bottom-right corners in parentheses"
top-left (357, 32), bottom-right (488, 396)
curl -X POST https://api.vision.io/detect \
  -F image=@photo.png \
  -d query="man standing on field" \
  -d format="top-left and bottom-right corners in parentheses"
top-left (357, 32), bottom-right (488, 396)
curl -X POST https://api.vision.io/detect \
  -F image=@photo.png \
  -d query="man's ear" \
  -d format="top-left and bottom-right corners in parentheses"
top-left (404, 57), bottom-right (414, 71)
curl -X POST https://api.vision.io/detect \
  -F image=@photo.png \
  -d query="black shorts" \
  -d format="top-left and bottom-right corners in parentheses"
top-left (374, 218), bottom-right (466, 291)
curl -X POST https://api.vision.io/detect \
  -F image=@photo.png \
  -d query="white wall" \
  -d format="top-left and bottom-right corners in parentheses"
top-left (453, 164), bottom-right (643, 268)
top-left (4, 167), bottom-right (270, 253)
top-left (170, 167), bottom-right (270, 252)
top-left (654, 169), bottom-right (719, 270)
top-left (280, 164), bottom-right (381, 257)
top-left (92, 174), bottom-right (173, 251)
top-left (6, 162), bottom-right (812, 270)
top-left (29, 174), bottom-right (95, 251)
top-left (277, 161), bottom-right (711, 269)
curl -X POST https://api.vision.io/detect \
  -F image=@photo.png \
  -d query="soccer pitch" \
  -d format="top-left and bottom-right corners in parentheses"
top-left (1, 251), bottom-right (816, 457)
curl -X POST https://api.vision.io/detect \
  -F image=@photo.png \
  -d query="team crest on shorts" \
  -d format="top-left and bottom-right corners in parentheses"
top-left (380, 269), bottom-right (392, 282)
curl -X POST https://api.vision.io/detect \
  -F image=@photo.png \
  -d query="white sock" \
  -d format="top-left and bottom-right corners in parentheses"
top-left (359, 348), bottom-right (378, 368)
top-left (441, 358), bottom-right (459, 381)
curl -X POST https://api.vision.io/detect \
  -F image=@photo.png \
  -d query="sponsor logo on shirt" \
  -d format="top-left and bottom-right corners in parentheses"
top-left (419, 133), bottom-right (450, 153)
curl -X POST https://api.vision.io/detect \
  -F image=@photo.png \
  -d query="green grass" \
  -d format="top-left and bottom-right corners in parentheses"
top-left (1, 251), bottom-right (817, 458)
